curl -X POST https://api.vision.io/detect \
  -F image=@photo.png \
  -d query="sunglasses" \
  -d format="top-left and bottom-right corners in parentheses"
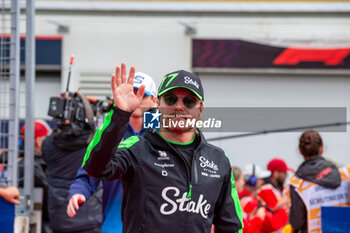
top-left (162, 93), bottom-right (199, 109)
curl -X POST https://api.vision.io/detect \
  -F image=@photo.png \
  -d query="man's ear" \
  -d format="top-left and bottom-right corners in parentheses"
top-left (152, 96), bottom-right (159, 106)
top-left (199, 101), bottom-right (204, 114)
top-left (34, 138), bottom-right (41, 153)
top-left (34, 138), bottom-right (40, 147)
top-left (156, 96), bottom-right (161, 109)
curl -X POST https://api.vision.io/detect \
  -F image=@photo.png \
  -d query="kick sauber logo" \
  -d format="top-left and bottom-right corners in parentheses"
top-left (160, 186), bottom-right (211, 219)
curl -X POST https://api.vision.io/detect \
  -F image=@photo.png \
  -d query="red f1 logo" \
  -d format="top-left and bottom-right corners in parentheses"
top-left (273, 48), bottom-right (350, 66)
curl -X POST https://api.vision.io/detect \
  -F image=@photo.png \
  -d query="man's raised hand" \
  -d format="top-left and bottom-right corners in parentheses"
top-left (111, 63), bottom-right (145, 112)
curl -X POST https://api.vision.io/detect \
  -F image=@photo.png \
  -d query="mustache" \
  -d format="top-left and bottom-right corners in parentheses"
top-left (169, 111), bottom-right (187, 116)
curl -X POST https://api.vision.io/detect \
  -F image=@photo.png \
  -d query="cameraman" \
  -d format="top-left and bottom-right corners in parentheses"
top-left (42, 93), bottom-right (102, 233)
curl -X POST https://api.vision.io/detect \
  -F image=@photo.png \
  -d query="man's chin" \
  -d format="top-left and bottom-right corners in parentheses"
top-left (161, 117), bottom-right (197, 133)
top-left (163, 125), bottom-right (194, 134)
top-left (131, 112), bottom-right (142, 118)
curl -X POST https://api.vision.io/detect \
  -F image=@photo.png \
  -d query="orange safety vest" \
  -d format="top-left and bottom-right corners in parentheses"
top-left (287, 166), bottom-right (350, 233)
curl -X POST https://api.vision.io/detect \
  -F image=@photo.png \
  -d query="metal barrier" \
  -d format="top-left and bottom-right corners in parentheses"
top-left (1, 0), bottom-right (38, 232)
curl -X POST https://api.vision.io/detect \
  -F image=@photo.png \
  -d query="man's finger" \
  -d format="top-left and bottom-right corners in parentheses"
top-left (67, 204), bottom-right (72, 216)
top-left (111, 74), bottom-right (117, 93)
top-left (72, 198), bottom-right (80, 210)
top-left (12, 199), bottom-right (21, 205)
top-left (121, 62), bottom-right (127, 84)
top-left (67, 201), bottom-right (73, 215)
top-left (127, 66), bottom-right (135, 86)
top-left (67, 205), bottom-right (76, 218)
top-left (115, 66), bottom-right (122, 87)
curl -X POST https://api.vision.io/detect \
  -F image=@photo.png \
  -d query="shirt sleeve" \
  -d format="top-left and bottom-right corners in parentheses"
top-left (82, 105), bottom-right (135, 180)
top-left (67, 167), bottom-right (99, 201)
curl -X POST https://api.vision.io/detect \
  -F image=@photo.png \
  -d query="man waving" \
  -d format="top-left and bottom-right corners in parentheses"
top-left (83, 63), bottom-right (243, 233)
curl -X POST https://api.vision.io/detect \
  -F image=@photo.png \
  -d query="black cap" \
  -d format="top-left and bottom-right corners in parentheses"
top-left (157, 70), bottom-right (204, 100)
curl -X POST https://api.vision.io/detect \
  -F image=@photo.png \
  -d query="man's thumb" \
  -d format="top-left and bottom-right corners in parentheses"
top-left (13, 199), bottom-right (21, 205)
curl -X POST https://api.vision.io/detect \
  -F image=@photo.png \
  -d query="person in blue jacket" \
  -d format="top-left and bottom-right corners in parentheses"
top-left (66, 71), bottom-right (158, 233)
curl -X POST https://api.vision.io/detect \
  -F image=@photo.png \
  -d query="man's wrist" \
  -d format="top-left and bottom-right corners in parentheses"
top-left (111, 104), bottom-right (133, 114)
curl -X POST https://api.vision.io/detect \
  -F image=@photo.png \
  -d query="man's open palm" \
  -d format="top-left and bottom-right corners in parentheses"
top-left (111, 63), bottom-right (145, 112)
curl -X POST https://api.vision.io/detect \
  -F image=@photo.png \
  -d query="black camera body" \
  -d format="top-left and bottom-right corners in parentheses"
top-left (48, 91), bottom-right (113, 137)
top-left (48, 93), bottom-right (87, 129)
top-left (47, 56), bottom-right (111, 139)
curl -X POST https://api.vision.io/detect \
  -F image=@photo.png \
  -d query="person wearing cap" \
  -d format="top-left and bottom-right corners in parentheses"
top-left (239, 163), bottom-right (289, 233)
top-left (67, 72), bottom-right (158, 233)
top-left (255, 159), bottom-right (290, 233)
top-left (239, 164), bottom-right (270, 229)
top-left (82, 63), bottom-right (243, 233)
top-left (263, 158), bottom-right (293, 193)
top-left (66, 72), bottom-right (158, 233)
top-left (19, 120), bottom-right (53, 233)
top-left (259, 158), bottom-right (292, 213)
top-left (232, 166), bottom-right (265, 233)
top-left (20, 120), bottom-right (52, 155)
top-left (242, 164), bottom-right (271, 191)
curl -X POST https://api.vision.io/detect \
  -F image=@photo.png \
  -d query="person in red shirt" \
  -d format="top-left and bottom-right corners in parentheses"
top-left (233, 165), bottom-right (269, 233)
top-left (257, 158), bottom-right (292, 232)
top-left (239, 163), bottom-right (290, 233)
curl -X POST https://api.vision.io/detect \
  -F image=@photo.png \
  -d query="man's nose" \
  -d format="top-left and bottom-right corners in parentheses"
top-left (174, 98), bottom-right (185, 110)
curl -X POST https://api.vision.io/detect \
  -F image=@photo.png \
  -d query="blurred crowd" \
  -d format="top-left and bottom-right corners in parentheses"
top-left (231, 130), bottom-right (350, 233)
top-left (0, 70), bottom-right (349, 233)
top-left (2, 120), bottom-right (349, 233)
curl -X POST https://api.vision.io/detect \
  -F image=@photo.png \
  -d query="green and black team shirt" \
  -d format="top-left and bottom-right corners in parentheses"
top-left (163, 132), bottom-right (199, 168)
top-left (82, 105), bottom-right (243, 233)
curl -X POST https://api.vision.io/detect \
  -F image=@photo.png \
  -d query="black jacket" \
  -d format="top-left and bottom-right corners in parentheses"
top-left (289, 156), bottom-right (341, 233)
top-left (83, 106), bottom-right (243, 233)
top-left (42, 134), bottom-right (102, 232)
